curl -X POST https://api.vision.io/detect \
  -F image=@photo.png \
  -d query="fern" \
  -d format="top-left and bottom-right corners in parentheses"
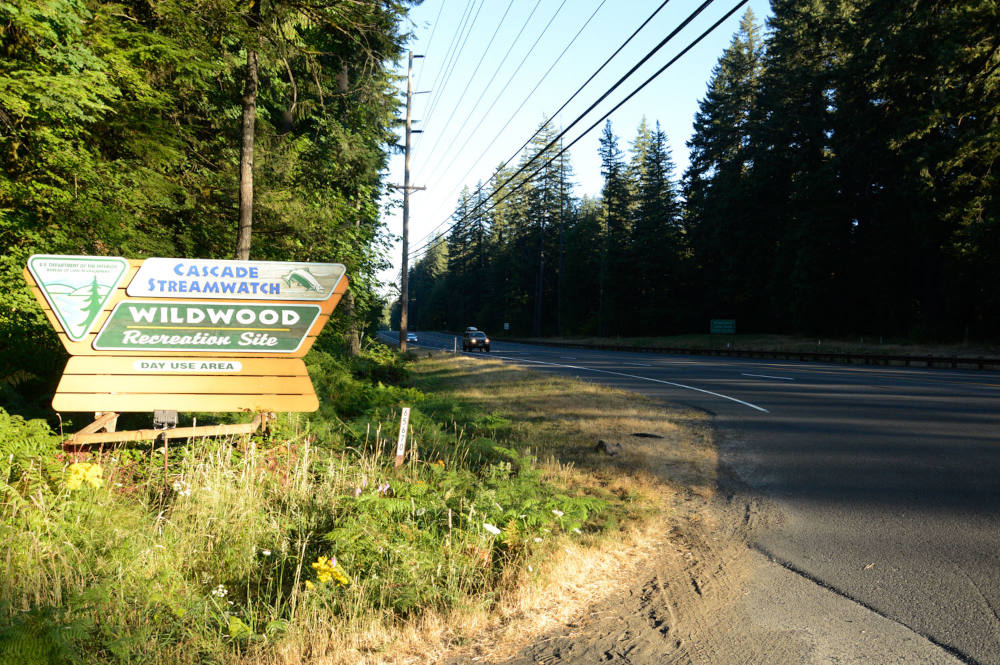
top-left (0, 605), bottom-right (87, 665)
top-left (0, 407), bottom-right (60, 482)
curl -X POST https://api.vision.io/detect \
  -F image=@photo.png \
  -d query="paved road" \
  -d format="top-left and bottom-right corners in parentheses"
top-left (389, 331), bottom-right (1000, 664)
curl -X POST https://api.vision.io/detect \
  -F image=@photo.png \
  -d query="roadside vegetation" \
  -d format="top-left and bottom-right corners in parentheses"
top-left (0, 343), bottom-right (712, 664)
top-left (509, 333), bottom-right (1000, 359)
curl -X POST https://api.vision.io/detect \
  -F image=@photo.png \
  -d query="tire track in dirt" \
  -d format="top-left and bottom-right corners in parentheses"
top-left (464, 488), bottom-right (809, 665)
top-left (457, 483), bottom-right (963, 665)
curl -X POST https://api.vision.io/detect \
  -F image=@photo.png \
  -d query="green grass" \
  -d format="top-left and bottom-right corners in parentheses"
top-left (0, 343), bottom-right (620, 665)
top-left (515, 333), bottom-right (1000, 357)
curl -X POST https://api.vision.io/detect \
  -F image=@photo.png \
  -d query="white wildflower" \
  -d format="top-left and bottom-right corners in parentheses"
top-left (261, 549), bottom-right (272, 557)
top-left (551, 509), bottom-right (564, 517)
top-left (211, 584), bottom-right (228, 598)
top-left (483, 523), bottom-right (501, 536)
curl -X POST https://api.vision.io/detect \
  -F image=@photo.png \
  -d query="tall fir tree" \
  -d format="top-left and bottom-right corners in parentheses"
top-left (597, 120), bottom-right (632, 335)
top-left (631, 120), bottom-right (683, 332)
top-left (684, 8), bottom-right (766, 328)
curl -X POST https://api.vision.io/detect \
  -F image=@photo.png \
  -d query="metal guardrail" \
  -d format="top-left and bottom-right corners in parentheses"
top-left (500, 338), bottom-right (1000, 371)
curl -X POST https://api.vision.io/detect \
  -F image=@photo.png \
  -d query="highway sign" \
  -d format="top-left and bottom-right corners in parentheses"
top-left (711, 319), bottom-right (736, 334)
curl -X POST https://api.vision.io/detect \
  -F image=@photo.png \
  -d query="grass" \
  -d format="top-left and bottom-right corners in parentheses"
top-left (513, 333), bottom-right (1000, 358)
top-left (0, 345), bottom-right (715, 664)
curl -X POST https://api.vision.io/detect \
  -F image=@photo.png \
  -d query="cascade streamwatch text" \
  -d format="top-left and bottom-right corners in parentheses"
top-left (93, 301), bottom-right (321, 353)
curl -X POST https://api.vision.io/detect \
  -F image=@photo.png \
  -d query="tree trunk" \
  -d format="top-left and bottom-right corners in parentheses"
top-left (339, 63), bottom-right (363, 358)
top-left (237, 48), bottom-right (259, 260)
top-left (342, 290), bottom-right (362, 357)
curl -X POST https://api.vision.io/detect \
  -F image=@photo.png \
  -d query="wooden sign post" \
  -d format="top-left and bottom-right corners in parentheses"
top-left (395, 407), bottom-right (411, 467)
top-left (24, 255), bottom-right (348, 443)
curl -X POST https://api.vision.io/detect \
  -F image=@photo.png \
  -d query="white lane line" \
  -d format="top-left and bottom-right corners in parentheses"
top-left (624, 362), bottom-right (654, 367)
top-left (561, 356), bottom-right (577, 359)
top-left (493, 356), bottom-right (769, 413)
top-left (742, 373), bottom-right (795, 381)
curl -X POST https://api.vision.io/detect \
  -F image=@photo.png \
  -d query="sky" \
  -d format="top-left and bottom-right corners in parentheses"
top-left (379, 0), bottom-right (773, 293)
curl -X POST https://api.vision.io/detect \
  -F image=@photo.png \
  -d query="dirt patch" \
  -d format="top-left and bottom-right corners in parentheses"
top-left (446, 490), bottom-right (791, 665)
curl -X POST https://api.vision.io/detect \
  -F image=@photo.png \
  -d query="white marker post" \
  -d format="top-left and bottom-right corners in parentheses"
top-left (395, 407), bottom-right (411, 468)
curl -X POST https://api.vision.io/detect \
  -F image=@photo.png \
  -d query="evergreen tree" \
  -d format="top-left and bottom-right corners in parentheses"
top-left (683, 8), bottom-right (766, 328)
top-left (81, 276), bottom-right (104, 331)
top-left (631, 121), bottom-right (683, 332)
top-left (561, 196), bottom-right (603, 334)
top-left (597, 120), bottom-right (632, 335)
top-left (834, 0), bottom-right (1000, 338)
top-left (748, 0), bottom-right (852, 332)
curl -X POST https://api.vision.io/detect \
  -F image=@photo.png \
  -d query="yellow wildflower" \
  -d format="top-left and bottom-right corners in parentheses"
top-left (311, 555), bottom-right (350, 587)
top-left (67, 462), bottom-right (104, 490)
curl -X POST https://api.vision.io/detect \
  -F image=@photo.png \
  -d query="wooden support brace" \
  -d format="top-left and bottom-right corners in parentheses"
top-left (74, 412), bottom-right (120, 437)
top-left (63, 413), bottom-right (267, 446)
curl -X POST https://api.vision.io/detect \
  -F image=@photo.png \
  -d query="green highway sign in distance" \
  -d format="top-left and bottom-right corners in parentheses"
top-left (93, 301), bottom-right (321, 353)
top-left (711, 319), bottom-right (736, 334)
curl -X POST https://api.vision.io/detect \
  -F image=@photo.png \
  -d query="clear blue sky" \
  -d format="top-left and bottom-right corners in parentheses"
top-left (381, 0), bottom-right (772, 292)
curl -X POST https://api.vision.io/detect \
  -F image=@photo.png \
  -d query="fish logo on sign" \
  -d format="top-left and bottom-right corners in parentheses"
top-left (281, 268), bottom-right (323, 292)
top-left (28, 255), bottom-right (130, 342)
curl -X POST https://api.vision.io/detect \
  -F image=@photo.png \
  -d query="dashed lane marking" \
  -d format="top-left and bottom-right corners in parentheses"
top-left (742, 373), bottom-right (795, 381)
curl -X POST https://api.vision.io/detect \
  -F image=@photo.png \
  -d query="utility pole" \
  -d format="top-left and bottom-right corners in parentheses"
top-left (399, 50), bottom-right (426, 352)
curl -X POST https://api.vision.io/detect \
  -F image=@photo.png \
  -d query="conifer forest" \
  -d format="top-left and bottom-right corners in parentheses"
top-left (398, 3), bottom-right (999, 343)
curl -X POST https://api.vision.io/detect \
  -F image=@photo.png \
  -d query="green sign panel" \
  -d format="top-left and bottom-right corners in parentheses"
top-left (28, 254), bottom-right (130, 341)
top-left (710, 319), bottom-right (736, 334)
top-left (93, 301), bottom-right (321, 353)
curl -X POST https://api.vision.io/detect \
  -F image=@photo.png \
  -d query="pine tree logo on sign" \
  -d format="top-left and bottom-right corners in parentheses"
top-left (28, 255), bottom-right (130, 341)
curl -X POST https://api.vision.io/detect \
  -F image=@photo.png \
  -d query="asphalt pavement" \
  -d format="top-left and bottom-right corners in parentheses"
top-left (387, 331), bottom-right (1000, 664)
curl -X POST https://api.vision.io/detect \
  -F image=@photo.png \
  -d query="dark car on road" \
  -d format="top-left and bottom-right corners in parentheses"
top-left (462, 330), bottom-right (490, 352)
top-left (406, 332), bottom-right (418, 343)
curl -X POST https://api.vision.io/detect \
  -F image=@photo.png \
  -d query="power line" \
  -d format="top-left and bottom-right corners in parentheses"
top-left (413, 0), bottom-right (545, 165)
top-left (415, 0), bottom-right (568, 183)
top-left (412, 0), bottom-right (448, 93)
top-left (414, 0), bottom-right (516, 159)
top-left (409, 0), bottom-right (716, 258)
top-left (408, 0), bottom-right (679, 252)
top-left (418, 0), bottom-right (476, 130)
top-left (408, 0), bottom-right (749, 265)
top-left (422, 0), bottom-right (608, 201)
top-left (416, 0), bottom-right (487, 149)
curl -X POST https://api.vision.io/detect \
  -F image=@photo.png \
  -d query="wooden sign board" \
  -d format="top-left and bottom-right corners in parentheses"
top-left (25, 256), bottom-right (348, 413)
